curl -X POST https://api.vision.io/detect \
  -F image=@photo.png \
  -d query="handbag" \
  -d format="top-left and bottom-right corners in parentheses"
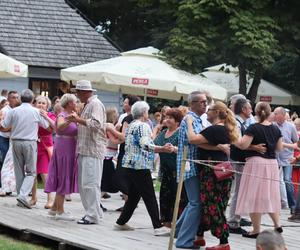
top-left (213, 161), bottom-right (234, 181)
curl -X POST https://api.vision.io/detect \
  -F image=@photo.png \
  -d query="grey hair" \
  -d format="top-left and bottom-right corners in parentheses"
top-left (229, 94), bottom-right (246, 103)
top-left (60, 93), bottom-right (77, 108)
top-left (131, 101), bottom-right (150, 119)
top-left (256, 230), bottom-right (285, 250)
top-left (275, 106), bottom-right (286, 115)
top-left (187, 91), bottom-right (206, 104)
top-left (20, 89), bottom-right (34, 103)
top-left (35, 95), bottom-right (51, 109)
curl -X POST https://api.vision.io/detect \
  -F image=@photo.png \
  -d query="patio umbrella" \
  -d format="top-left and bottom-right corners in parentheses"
top-left (202, 64), bottom-right (298, 105)
top-left (61, 47), bottom-right (227, 101)
top-left (0, 53), bottom-right (28, 78)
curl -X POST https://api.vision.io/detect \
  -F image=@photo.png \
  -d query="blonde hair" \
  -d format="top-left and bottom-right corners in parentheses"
top-left (213, 101), bottom-right (239, 143)
top-left (60, 93), bottom-right (77, 108)
top-left (178, 105), bottom-right (189, 116)
top-left (294, 118), bottom-right (300, 127)
top-left (35, 95), bottom-right (51, 109)
top-left (106, 106), bottom-right (119, 124)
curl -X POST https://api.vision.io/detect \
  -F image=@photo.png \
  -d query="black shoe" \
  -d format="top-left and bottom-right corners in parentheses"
top-left (77, 216), bottom-right (95, 225)
top-left (275, 227), bottom-right (283, 233)
top-left (116, 206), bottom-right (124, 212)
top-left (100, 203), bottom-right (107, 212)
top-left (240, 218), bottom-right (252, 227)
top-left (229, 227), bottom-right (247, 234)
top-left (242, 232), bottom-right (259, 238)
top-left (291, 208), bottom-right (295, 215)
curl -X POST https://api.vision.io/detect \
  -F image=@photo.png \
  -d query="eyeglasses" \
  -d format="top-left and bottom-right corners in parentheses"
top-left (207, 108), bottom-right (216, 112)
top-left (192, 100), bottom-right (207, 105)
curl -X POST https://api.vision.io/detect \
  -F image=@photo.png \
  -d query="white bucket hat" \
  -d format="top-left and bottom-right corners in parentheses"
top-left (74, 80), bottom-right (96, 92)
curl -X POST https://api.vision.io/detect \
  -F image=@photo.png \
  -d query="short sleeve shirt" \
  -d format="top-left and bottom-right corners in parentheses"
top-left (244, 123), bottom-right (282, 159)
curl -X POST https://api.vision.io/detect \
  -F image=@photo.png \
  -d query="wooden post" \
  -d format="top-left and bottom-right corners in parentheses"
top-left (168, 147), bottom-right (188, 250)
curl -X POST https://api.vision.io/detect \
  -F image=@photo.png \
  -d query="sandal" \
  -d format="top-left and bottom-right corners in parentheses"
top-left (29, 199), bottom-right (37, 206)
top-left (77, 216), bottom-right (95, 225)
top-left (242, 231), bottom-right (259, 238)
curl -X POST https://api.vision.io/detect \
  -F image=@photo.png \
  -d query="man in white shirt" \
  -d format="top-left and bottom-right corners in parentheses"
top-left (0, 91), bottom-right (19, 189)
top-left (0, 89), bottom-right (49, 208)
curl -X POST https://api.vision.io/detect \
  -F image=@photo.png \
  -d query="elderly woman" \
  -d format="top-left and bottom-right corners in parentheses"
top-left (31, 95), bottom-right (56, 208)
top-left (112, 101), bottom-right (173, 236)
top-left (45, 93), bottom-right (78, 221)
top-left (154, 108), bottom-right (183, 228)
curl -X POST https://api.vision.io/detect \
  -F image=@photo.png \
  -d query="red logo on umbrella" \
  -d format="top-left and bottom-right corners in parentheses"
top-left (132, 78), bottom-right (149, 85)
top-left (14, 65), bottom-right (20, 73)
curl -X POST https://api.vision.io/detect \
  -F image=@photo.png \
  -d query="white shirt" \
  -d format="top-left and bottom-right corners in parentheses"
top-left (1, 103), bottom-right (49, 141)
top-left (0, 105), bottom-right (12, 138)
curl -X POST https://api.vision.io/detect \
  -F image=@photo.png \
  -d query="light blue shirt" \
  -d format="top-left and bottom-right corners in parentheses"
top-left (1, 103), bottom-right (48, 141)
top-left (274, 121), bottom-right (298, 166)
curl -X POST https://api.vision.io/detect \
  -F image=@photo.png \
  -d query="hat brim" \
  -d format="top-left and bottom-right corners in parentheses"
top-left (71, 88), bottom-right (97, 92)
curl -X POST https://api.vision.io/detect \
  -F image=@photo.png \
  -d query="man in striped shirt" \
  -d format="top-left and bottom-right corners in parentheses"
top-left (66, 80), bottom-right (107, 225)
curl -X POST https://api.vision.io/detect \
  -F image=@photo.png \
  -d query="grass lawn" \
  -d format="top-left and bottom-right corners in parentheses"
top-left (0, 234), bottom-right (50, 250)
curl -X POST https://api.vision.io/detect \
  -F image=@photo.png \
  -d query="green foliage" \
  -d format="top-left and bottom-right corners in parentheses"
top-left (0, 234), bottom-right (50, 250)
top-left (68, 0), bottom-right (300, 103)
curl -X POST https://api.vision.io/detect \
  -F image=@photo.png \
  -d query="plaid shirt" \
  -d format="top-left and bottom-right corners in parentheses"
top-left (77, 95), bottom-right (107, 159)
top-left (176, 111), bottom-right (203, 182)
top-left (122, 120), bottom-right (155, 170)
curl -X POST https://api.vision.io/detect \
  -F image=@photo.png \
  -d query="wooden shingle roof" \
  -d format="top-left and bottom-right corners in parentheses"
top-left (0, 0), bottom-right (120, 68)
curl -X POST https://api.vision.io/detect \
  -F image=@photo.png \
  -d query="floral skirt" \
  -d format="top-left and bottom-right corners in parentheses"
top-left (198, 164), bottom-right (232, 240)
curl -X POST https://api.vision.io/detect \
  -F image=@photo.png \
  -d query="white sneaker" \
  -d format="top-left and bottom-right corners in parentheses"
top-left (154, 226), bottom-right (170, 236)
top-left (55, 212), bottom-right (75, 221)
top-left (114, 223), bottom-right (134, 231)
top-left (48, 210), bottom-right (57, 216)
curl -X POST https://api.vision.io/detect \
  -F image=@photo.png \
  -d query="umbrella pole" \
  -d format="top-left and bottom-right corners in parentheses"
top-left (168, 147), bottom-right (187, 250)
top-left (144, 88), bottom-right (147, 102)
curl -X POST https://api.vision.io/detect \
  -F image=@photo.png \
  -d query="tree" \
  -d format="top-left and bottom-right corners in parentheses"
top-left (162, 0), bottom-right (282, 103)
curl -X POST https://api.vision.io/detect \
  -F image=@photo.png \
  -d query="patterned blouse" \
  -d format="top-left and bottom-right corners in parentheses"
top-left (122, 119), bottom-right (155, 170)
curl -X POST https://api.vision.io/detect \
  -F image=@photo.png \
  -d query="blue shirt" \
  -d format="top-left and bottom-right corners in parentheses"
top-left (274, 121), bottom-right (298, 166)
top-left (176, 111), bottom-right (203, 182)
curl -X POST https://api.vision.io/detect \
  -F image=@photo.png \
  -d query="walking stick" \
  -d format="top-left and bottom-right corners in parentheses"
top-left (168, 146), bottom-right (188, 250)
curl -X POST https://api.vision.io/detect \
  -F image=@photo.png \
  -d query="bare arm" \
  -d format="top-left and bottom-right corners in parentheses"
top-left (282, 142), bottom-right (300, 150)
top-left (186, 115), bottom-right (208, 144)
top-left (234, 135), bottom-right (254, 150)
top-left (276, 137), bottom-right (283, 152)
top-left (56, 115), bottom-right (70, 131)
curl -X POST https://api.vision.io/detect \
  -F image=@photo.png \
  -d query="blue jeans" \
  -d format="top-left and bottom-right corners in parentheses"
top-left (0, 136), bottom-right (9, 188)
top-left (175, 176), bottom-right (201, 248)
top-left (282, 165), bottom-right (295, 208)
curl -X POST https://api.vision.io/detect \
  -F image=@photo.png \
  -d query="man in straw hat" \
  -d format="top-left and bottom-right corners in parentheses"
top-left (66, 80), bottom-right (107, 224)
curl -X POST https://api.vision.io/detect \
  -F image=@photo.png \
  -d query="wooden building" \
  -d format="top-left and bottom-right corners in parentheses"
top-left (0, 0), bottom-right (122, 107)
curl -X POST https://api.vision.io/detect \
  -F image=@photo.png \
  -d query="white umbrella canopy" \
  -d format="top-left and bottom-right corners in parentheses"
top-left (0, 53), bottom-right (28, 78)
top-left (61, 47), bottom-right (227, 101)
top-left (202, 64), bottom-right (297, 105)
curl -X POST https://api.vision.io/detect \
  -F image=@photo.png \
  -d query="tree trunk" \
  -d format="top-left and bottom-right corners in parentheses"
top-left (238, 65), bottom-right (247, 95)
top-left (247, 66), bottom-right (263, 104)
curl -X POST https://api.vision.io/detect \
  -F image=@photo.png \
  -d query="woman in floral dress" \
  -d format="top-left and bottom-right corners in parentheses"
top-left (186, 102), bottom-right (239, 250)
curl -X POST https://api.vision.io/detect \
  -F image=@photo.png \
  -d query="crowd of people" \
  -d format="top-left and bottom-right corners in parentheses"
top-left (0, 81), bottom-right (299, 249)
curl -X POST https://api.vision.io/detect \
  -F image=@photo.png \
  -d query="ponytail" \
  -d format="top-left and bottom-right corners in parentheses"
top-left (211, 102), bottom-right (239, 143)
top-left (224, 108), bottom-right (239, 143)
